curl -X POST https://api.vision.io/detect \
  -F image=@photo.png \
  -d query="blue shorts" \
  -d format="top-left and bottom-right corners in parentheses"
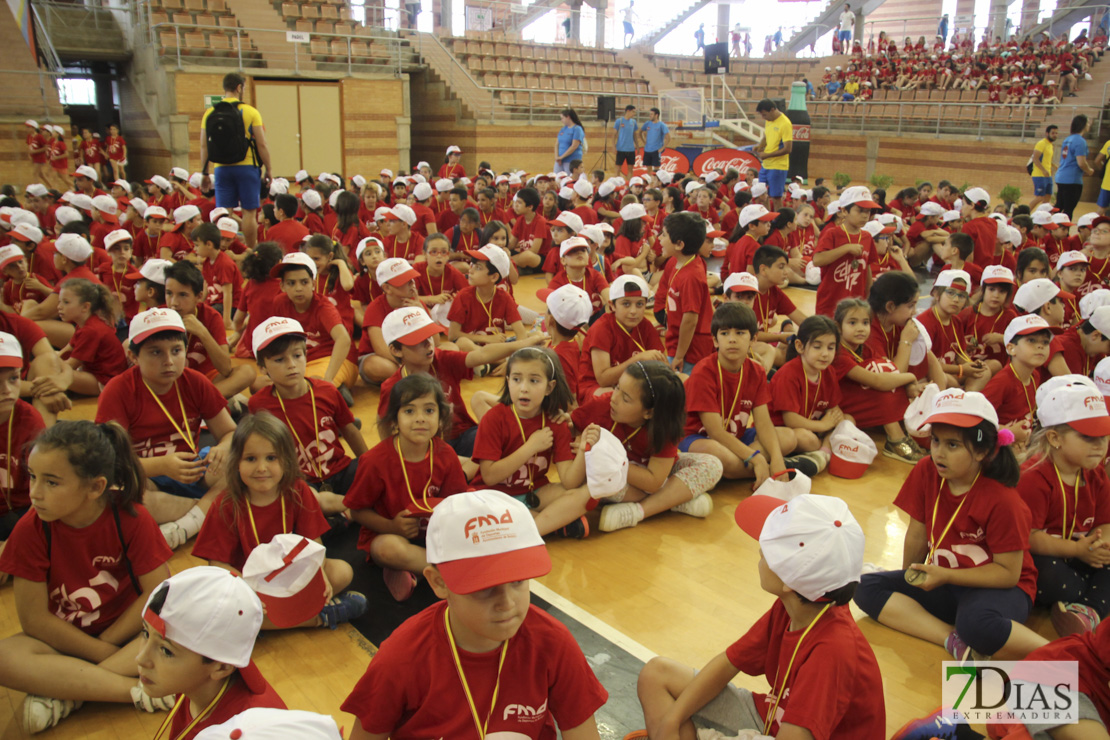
top-left (759, 168), bottom-right (788, 198)
top-left (150, 446), bottom-right (212, 499)
top-left (213, 164), bottom-right (261, 211)
top-left (1032, 176), bottom-right (1054, 196)
top-left (1099, 189), bottom-right (1110, 209)
top-left (679, 427), bottom-right (758, 453)
top-left (838, 30), bottom-right (851, 42)
top-left (666, 356), bottom-right (695, 374)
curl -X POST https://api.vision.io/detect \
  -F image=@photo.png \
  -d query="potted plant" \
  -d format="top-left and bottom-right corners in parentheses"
top-left (869, 173), bottom-right (895, 191)
top-left (833, 171), bottom-right (851, 193)
top-left (999, 185), bottom-right (1022, 210)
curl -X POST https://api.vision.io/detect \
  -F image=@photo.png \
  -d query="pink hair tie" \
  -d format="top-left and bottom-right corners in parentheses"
top-left (997, 428), bottom-right (1016, 447)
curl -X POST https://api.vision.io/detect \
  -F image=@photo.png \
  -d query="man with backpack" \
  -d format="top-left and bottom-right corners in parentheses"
top-left (199, 73), bottom-right (271, 249)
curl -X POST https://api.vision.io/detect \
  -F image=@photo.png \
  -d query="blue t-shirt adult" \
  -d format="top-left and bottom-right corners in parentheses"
top-left (614, 117), bottom-right (638, 152)
top-left (557, 124), bottom-right (585, 160)
top-left (1056, 133), bottom-right (1088, 185)
top-left (641, 120), bottom-right (669, 152)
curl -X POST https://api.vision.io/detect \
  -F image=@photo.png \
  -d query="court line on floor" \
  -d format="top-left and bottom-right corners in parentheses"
top-left (532, 582), bottom-right (658, 665)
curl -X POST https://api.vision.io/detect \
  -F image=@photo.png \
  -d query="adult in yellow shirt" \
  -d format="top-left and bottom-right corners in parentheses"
top-left (1093, 136), bottom-right (1110, 216)
top-left (754, 99), bottom-right (792, 209)
top-left (199, 73), bottom-right (272, 248)
top-left (1030, 124), bottom-right (1058, 210)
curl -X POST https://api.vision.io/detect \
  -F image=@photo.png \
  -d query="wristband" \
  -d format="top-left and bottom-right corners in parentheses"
top-left (958, 364), bottom-right (964, 379)
top-left (743, 451), bottom-right (760, 467)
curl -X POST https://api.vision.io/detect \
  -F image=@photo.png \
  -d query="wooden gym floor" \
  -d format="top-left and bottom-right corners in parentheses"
top-left (0, 274), bottom-right (1060, 739)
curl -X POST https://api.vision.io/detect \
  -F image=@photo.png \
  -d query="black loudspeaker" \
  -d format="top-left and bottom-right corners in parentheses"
top-left (704, 42), bottom-right (729, 74)
top-left (597, 95), bottom-right (616, 121)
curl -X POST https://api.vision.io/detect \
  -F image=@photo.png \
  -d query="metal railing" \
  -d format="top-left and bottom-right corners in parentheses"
top-left (0, 69), bottom-right (65, 118)
top-left (28, 4), bottom-right (64, 73)
top-left (33, 0), bottom-right (134, 38)
top-left (861, 6), bottom-right (1110, 51)
top-left (487, 86), bottom-right (658, 122)
top-left (421, 31), bottom-right (497, 119)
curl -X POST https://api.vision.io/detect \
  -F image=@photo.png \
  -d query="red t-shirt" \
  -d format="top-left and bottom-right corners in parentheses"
top-left (982, 364), bottom-right (1040, 428)
top-left (2, 276), bottom-right (38, 315)
top-left (962, 216), bottom-right (999, 265)
top-left (571, 204), bottom-right (598, 226)
top-left (302, 212), bottom-right (326, 237)
top-left (191, 480), bottom-right (329, 571)
top-left (332, 222), bottom-right (371, 256)
top-left (50, 139), bottom-right (68, 170)
top-left (894, 458), bottom-right (1038, 600)
top-left (183, 303), bottom-right (228, 378)
top-left (684, 355), bottom-right (771, 436)
top-left (96, 265), bottom-right (140, 320)
top-left (726, 600), bottom-right (885, 738)
top-left (0, 401), bottom-right (45, 515)
top-left (95, 366), bottom-right (227, 459)
top-left (343, 436), bottom-right (468, 553)
top-left (472, 404), bottom-right (574, 497)
top-left (28, 132), bottom-right (47, 163)
top-left (437, 163), bottom-right (466, 179)
top-left (382, 232), bottom-right (425, 262)
top-left (414, 261), bottom-right (468, 298)
top-left (1049, 326), bottom-right (1104, 375)
top-left (0, 504), bottom-right (172, 635)
top-left (664, 258), bottom-right (714, 364)
top-left (315, 274), bottom-right (354, 334)
top-left (0, 309), bottom-right (47, 375)
top-left (132, 230), bottom-right (159, 264)
top-left (248, 379), bottom-right (354, 482)
top-left (512, 213), bottom-right (550, 257)
top-left (378, 350), bottom-right (476, 440)
top-left (202, 251), bottom-right (242, 309)
top-left (351, 272), bottom-right (383, 308)
top-left (80, 139), bottom-right (102, 165)
top-left (270, 294), bottom-right (344, 363)
top-left (958, 305), bottom-right (1018, 365)
top-left (1019, 456), bottom-right (1110, 540)
top-left (752, 286), bottom-right (798, 333)
top-left (409, 203), bottom-right (437, 237)
top-left (105, 135), bottom-right (126, 162)
top-left (435, 209), bottom-right (460, 234)
top-left (571, 393), bottom-right (678, 466)
top-left (448, 285), bottom-right (522, 336)
top-left (1019, 625), bottom-right (1110, 730)
top-left (769, 357), bottom-right (842, 426)
top-left (268, 219), bottom-right (311, 254)
top-left (341, 601), bottom-right (608, 740)
top-left (54, 264), bottom-right (102, 293)
top-left (723, 234), bottom-right (761, 282)
top-left (68, 314), bottom-right (128, 387)
top-left (158, 231), bottom-right (194, 263)
top-left (169, 675), bottom-right (286, 740)
top-left (553, 338), bottom-right (580, 397)
top-left (238, 278), bottom-right (283, 356)
top-left (814, 227), bottom-right (875, 317)
top-left (915, 307), bottom-right (968, 366)
top-left (547, 268), bottom-right (609, 316)
top-left (578, 313), bottom-right (664, 402)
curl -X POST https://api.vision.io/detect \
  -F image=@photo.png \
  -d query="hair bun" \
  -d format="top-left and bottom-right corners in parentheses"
top-left (997, 427), bottom-right (1016, 447)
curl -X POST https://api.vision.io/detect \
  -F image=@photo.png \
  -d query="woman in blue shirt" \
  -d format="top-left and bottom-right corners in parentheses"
top-left (554, 108), bottom-right (585, 174)
top-left (1055, 114), bottom-right (1094, 218)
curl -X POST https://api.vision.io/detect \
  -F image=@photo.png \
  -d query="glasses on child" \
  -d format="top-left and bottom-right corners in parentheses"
top-left (427, 248), bottom-right (450, 256)
top-left (943, 288), bottom-right (969, 301)
top-left (1093, 227), bottom-right (1110, 236)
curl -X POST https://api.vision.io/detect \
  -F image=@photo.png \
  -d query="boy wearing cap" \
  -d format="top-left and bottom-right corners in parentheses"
top-left (271, 253), bottom-right (358, 390)
top-left (509, 187), bottom-right (549, 270)
top-left (1047, 304), bottom-right (1110, 376)
top-left (542, 283), bottom-right (591, 396)
top-left (409, 182), bottom-right (439, 237)
top-left (249, 317), bottom-right (367, 497)
top-left (191, 222), bottom-right (242, 329)
top-left (160, 205), bottom-right (202, 263)
top-left (382, 204), bottom-right (424, 262)
top-left (983, 315), bottom-right (1054, 447)
top-left (137, 567), bottom-right (286, 739)
top-left (546, 236), bottom-right (610, 318)
top-left (89, 194), bottom-right (120, 250)
top-left (133, 204), bottom-right (166, 263)
top-left (21, 234), bottom-right (100, 347)
top-left (1057, 250), bottom-right (1091, 323)
top-left (268, 195), bottom-right (310, 255)
top-left (542, 210), bottom-right (586, 278)
top-left (812, 186), bottom-right (879, 318)
top-left (448, 244), bottom-right (529, 347)
top-left (632, 493), bottom-right (884, 739)
top-left (663, 211), bottom-right (713, 372)
top-left (98, 228), bottom-right (140, 322)
top-left (342, 489), bottom-right (607, 740)
top-left (132, 257), bottom-right (172, 314)
top-left (1014, 277), bottom-right (1068, 331)
top-left (358, 257), bottom-right (428, 384)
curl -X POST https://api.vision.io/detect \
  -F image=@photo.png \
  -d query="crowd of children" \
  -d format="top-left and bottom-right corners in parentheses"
top-left (7, 147), bottom-right (1110, 738)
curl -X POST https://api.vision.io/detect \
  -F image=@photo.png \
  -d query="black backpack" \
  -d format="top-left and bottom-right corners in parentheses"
top-left (204, 100), bottom-right (257, 167)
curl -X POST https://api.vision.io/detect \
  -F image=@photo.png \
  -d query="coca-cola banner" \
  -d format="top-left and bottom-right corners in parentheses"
top-left (692, 148), bottom-right (762, 177)
top-left (620, 147), bottom-right (691, 176)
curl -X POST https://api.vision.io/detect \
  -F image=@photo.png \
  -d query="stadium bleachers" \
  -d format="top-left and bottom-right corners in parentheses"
top-left (150, 0), bottom-right (265, 65)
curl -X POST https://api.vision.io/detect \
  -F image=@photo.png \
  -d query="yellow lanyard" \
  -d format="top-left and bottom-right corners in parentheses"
top-left (764, 603), bottom-right (831, 736)
top-left (275, 383), bottom-right (324, 480)
top-left (1054, 462), bottom-right (1081, 540)
top-left (143, 380), bottom-right (197, 455)
top-left (676, 255), bottom-right (696, 274)
top-left (717, 359), bottom-right (744, 425)
top-left (842, 342), bottom-right (864, 363)
top-left (444, 607), bottom-right (508, 739)
top-left (932, 307), bottom-right (971, 362)
top-left (477, 290), bottom-right (496, 329)
top-left (927, 472), bottom-right (981, 565)
top-left (616, 320), bottom-right (646, 353)
top-left (246, 495), bottom-right (287, 547)
top-left (801, 368), bottom-right (822, 420)
top-left (392, 236), bottom-right (410, 259)
top-left (152, 677), bottom-right (231, 740)
top-left (396, 436), bottom-right (435, 513)
top-left (1011, 364), bottom-right (1036, 419)
top-left (972, 306), bottom-right (1003, 347)
top-left (512, 406), bottom-right (545, 490)
top-left (2, 410), bottom-right (12, 507)
top-left (610, 421), bottom-right (641, 446)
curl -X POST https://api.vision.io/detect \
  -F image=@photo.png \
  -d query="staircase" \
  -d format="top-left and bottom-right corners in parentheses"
top-left (783, 0), bottom-right (887, 55)
top-left (506, 0), bottom-right (571, 34)
top-left (635, 0), bottom-right (713, 48)
top-left (618, 46), bottom-right (674, 93)
top-left (416, 33), bottom-right (505, 122)
top-left (32, 1), bottom-right (131, 62)
top-left (220, 0), bottom-right (317, 72)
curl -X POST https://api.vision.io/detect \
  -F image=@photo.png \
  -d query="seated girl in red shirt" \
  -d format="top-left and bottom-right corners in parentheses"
top-left (769, 316), bottom-right (847, 456)
top-left (959, 265), bottom-right (1019, 372)
top-left (916, 269), bottom-right (992, 390)
top-left (57, 278), bottom-right (128, 395)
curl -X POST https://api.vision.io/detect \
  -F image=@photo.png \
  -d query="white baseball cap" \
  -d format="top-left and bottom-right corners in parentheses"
top-left (352, 174), bottom-right (367, 189)
top-left (735, 493), bottom-right (865, 601)
top-left (935, 269), bottom-right (971, 290)
top-left (355, 236), bottom-right (383, 262)
top-left (941, 209), bottom-right (962, 224)
top-left (1053, 213), bottom-right (1074, 228)
top-left (270, 252), bottom-right (317, 280)
top-left (609, 274), bottom-right (651, 300)
top-left (72, 165), bottom-right (98, 181)
top-left (91, 194), bottom-right (119, 221)
top-left (142, 566), bottom-right (266, 693)
top-left (466, 244), bottom-right (511, 279)
top-left (1077, 213), bottom-right (1099, 229)
top-left (1094, 360), bottom-right (1110, 398)
top-left (919, 201), bottom-right (945, 217)
top-left (413, 182), bottom-right (433, 201)
top-left (388, 204), bottom-right (417, 227)
top-left (241, 534), bottom-right (328, 628)
top-left (558, 236), bottom-right (590, 258)
top-left (24, 119), bottom-right (37, 128)
top-left (0, 245), bottom-right (24, 270)
top-left (194, 709), bottom-right (342, 740)
top-left (147, 174), bottom-right (171, 191)
top-left (838, 186), bottom-right (881, 210)
top-left (580, 224), bottom-right (605, 247)
top-left (826, 200), bottom-right (841, 216)
top-left (382, 306), bottom-right (444, 346)
top-left (128, 306), bottom-right (186, 344)
top-left (1001, 224), bottom-right (1023, 248)
top-left (1003, 314), bottom-right (1052, 345)
top-left (9, 223), bottom-right (43, 245)
top-left (301, 190), bottom-right (323, 212)
top-left (208, 207), bottom-right (229, 223)
top-left (170, 166), bottom-right (189, 181)
top-left (543, 283), bottom-right (592, 329)
top-left (127, 258), bottom-right (173, 284)
top-left (269, 178), bottom-right (289, 196)
top-left (375, 257), bottom-right (419, 287)
top-left (188, 172), bottom-right (204, 189)
top-left (1081, 289), bottom-right (1110, 320)
top-left (172, 204), bottom-right (201, 227)
top-left (1014, 278), bottom-right (1063, 312)
top-left (144, 205), bottom-right (167, 220)
top-left (128, 198), bottom-right (148, 217)
top-left (1057, 250), bottom-right (1089, 269)
top-left (551, 211), bottom-right (584, 234)
top-left (657, 171), bottom-right (674, 185)
top-left (923, 388), bottom-right (999, 428)
top-left (739, 204), bottom-right (777, 228)
top-left (0, 331), bottom-right (23, 369)
top-left (862, 220), bottom-right (895, 238)
top-left (111, 179), bottom-right (131, 194)
top-left (373, 206), bottom-right (392, 221)
top-left (1036, 380), bottom-right (1110, 435)
top-left (425, 490), bottom-right (551, 594)
top-left (25, 184), bottom-right (48, 198)
top-left (558, 186), bottom-right (575, 201)
top-left (989, 212), bottom-right (1008, 225)
top-left (981, 265), bottom-right (1015, 285)
top-left (216, 217), bottom-right (239, 240)
top-left (573, 179), bottom-right (593, 199)
top-left (684, 180), bottom-right (701, 195)
top-left (69, 193), bottom-right (93, 213)
top-left (619, 203), bottom-right (647, 221)
top-left (294, 169), bottom-right (310, 183)
top-left (1032, 210), bottom-right (1056, 226)
top-left (1090, 305), bottom-right (1110, 337)
top-left (585, 427), bottom-right (629, 499)
top-left (104, 229), bottom-right (132, 250)
top-left (723, 272), bottom-right (759, 294)
top-left (416, 161), bottom-right (431, 170)
top-left (446, 145), bottom-right (462, 155)
top-left (253, 316), bottom-right (306, 354)
top-left (55, 233), bottom-right (93, 263)
top-left (598, 181), bottom-right (616, 198)
top-left (828, 420), bottom-right (879, 479)
top-left (963, 187), bottom-right (990, 207)
top-left (434, 178), bottom-right (454, 193)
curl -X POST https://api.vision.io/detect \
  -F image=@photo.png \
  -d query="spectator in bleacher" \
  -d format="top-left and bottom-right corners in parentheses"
top-left (554, 109), bottom-right (586, 175)
top-left (639, 108), bottom-right (670, 171)
top-left (1055, 114), bottom-right (1095, 219)
top-left (694, 23), bottom-right (705, 55)
top-left (614, 105), bottom-right (638, 172)
top-left (199, 73), bottom-right (271, 250)
top-left (754, 99), bottom-right (792, 211)
top-left (838, 4), bottom-right (855, 46)
top-left (622, 1), bottom-right (636, 47)
top-left (1030, 124), bottom-right (1058, 210)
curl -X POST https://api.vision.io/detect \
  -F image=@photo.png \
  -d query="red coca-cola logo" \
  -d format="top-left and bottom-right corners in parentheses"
top-left (793, 125), bottom-right (811, 142)
top-left (692, 148), bottom-right (762, 177)
top-left (623, 148), bottom-right (690, 176)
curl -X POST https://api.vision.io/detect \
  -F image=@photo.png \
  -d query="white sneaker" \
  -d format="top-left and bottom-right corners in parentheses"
top-left (160, 521), bottom-right (188, 549)
top-left (670, 493), bottom-right (713, 518)
top-left (131, 683), bottom-right (176, 712)
top-left (599, 502), bottom-right (642, 532)
top-left (22, 695), bottom-right (81, 734)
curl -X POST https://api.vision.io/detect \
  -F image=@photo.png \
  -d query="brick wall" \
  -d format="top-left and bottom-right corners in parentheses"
top-left (118, 78), bottom-right (171, 177)
top-left (0, 120), bottom-right (40, 186)
top-left (171, 71), bottom-right (229, 172)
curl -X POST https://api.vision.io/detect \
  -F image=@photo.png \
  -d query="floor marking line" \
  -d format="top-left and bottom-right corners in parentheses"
top-left (532, 582), bottom-right (659, 664)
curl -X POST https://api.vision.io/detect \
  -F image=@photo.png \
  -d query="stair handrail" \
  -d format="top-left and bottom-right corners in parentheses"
top-left (421, 31), bottom-right (497, 118)
top-left (28, 2), bottom-right (65, 73)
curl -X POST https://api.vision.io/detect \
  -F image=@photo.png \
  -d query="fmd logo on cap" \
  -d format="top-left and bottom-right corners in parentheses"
top-left (463, 509), bottom-right (514, 542)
